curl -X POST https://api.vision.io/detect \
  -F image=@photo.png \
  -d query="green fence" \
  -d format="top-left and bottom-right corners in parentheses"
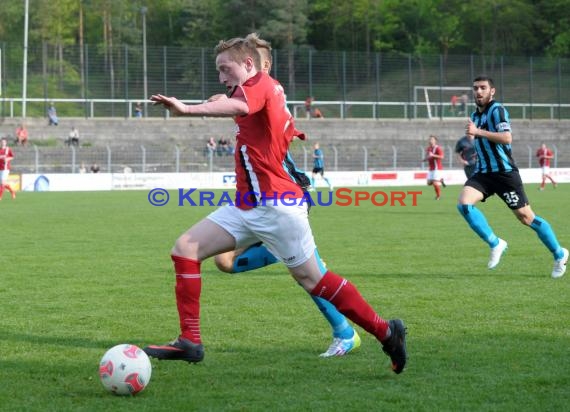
top-left (1, 43), bottom-right (569, 119)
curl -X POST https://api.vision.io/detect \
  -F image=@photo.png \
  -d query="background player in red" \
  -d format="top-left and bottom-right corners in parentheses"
top-left (536, 143), bottom-right (557, 190)
top-left (424, 135), bottom-right (446, 200)
top-left (144, 35), bottom-right (407, 374)
top-left (0, 137), bottom-right (16, 200)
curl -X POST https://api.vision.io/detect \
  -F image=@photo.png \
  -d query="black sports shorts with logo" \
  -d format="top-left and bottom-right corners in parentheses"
top-left (465, 171), bottom-right (529, 210)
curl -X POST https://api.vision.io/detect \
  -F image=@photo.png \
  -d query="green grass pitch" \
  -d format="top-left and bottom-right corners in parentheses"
top-left (1, 185), bottom-right (568, 411)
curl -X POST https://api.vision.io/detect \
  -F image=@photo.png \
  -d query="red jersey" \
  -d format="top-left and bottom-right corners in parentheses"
top-left (0, 147), bottom-right (14, 170)
top-left (231, 72), bottom-right (304, 210)
top-left (536, 147), bottom-right (552, 167)
top-left (426, 145), bottom-right (443, 170)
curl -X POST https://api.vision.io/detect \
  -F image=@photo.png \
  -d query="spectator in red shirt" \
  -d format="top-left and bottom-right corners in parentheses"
top-left (15, 124), bottom-right (28, 146)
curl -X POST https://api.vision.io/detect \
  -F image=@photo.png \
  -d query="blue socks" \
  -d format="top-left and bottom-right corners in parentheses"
top-left (311, 177), bottom-right (333, 190)
top-left (232, 244), bottom-right (354, 340)
top-left (458, 205), bottom-right (564, 260)
top-left (530, 216), bottom-right (564, 259)
top-left (232, 243), bottom-right (278, 273)
top-left (457, 204), bottom-right (499, 248)
top-left (311, 249), bottom-right (354, 339)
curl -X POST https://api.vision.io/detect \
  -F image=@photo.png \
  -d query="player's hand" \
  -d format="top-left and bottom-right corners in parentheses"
top-left (466, 119), bottom-right (478, 136)
top-left (150, 94), bottom-right (187, 116)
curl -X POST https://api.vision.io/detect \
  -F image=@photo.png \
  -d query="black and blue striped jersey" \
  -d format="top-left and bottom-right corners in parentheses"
top-left (472, 101), bottom-right (518, 174)
top-left (283, 152), bottom-right (311, 191)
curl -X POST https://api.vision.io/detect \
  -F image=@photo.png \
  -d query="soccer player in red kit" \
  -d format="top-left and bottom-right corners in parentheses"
top-left (424, 135), bottom-right (446, 200)
top-left (536, 143), bottom-right (557, 190)
top-left (210, 34), bottom-right (360, 358)
top-left (144, 35), bottom-right (407, 374)
top-left (0, 137), bottom-right (16, 200)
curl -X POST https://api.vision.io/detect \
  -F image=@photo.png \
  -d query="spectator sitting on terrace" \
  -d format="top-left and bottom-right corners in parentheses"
top-left (15, 124), bottom-right (28, 146)
top-left (66, 126), bottom-right (79, 146)
top-left (217, 137), bottom-right (230, 156)
top-left (205, 137), bottom-right (216, 157)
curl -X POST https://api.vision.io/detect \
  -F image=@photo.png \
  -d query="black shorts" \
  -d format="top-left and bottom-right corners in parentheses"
top-left (465, 171), bottom-right (529, 210)
top-left (463, 164), bottom-right (477, 179)
top-left (312, 167), bottom-right (324, 175)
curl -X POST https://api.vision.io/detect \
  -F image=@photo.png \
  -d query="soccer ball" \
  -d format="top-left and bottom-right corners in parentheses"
top-left (99, 344), bottom-right (152, 395)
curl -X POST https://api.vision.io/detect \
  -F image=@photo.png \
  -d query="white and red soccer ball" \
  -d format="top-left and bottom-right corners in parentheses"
top-left (99, 344), bottom-right (152, 395)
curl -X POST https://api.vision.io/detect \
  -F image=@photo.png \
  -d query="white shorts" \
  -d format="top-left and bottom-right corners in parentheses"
top-left (0, 170), bottom-right (9, 184)
top-left (541, 166), bottom-right (550, 175)
top-left (207, 204), bottom-right (315, 268)
top-left (427, 170), bottom-right (442, 182)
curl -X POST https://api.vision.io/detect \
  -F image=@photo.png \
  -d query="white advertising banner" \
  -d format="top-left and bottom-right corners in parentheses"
top-left (20, 168), bottom-right (570, 192)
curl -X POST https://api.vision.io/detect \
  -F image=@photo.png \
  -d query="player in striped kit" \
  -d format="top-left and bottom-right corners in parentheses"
top-left (456, 76), bottom-right (567, 278)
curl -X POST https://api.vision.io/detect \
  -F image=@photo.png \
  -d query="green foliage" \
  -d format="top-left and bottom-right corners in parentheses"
top-left (29, 0), bottom-right (79, 44)
top-left (536, 0), bottom-right (570, 57)
top-left (259, 0), bottom-right (309, 49)
top-left (0, 0), bottom-right (568, 57)
top-left (26, 138), bottom-right (58, 147)
top-left (0, 186), bottom-right (569, 410)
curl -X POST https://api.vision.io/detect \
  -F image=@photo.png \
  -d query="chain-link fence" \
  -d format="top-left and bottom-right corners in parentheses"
top-left (1, 43), bottom-right (569, 119)
top-left (11, 141), bottom-right (570, 175)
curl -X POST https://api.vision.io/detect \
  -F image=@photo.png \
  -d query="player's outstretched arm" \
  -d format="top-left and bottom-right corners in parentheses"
top-left (207, 94), bottom-right (228, 102)
top-left (150, 93), bottom-right (248, 117)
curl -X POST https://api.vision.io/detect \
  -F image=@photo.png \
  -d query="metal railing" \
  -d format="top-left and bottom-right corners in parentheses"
top-left (11, 142), bottom-right (567, 174)
top-left (3, 97), bottom-right (570, 120)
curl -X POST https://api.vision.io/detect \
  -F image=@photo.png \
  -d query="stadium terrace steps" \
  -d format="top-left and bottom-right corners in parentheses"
top-left (2, 118), bottom-right (570, 173)
top-left (2, 117), bottom-right (570, 146)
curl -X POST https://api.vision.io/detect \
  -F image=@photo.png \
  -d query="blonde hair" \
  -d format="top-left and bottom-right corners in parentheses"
top-left (214, 36), bottom-right (261, 71)
top-left (245, 33), bottom-right (272, 72)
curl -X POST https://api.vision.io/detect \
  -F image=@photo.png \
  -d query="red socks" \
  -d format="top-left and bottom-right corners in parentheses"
top-left (0, 184), bottom-right (15, 199)
top-left (171, 259), bottom-right (390, 345)
top-left (311, 271), bottom-right (390, 342)
top-left (434, 184), bottom-right (441, 198)
top-left (171, 255), bottom-right (202, 344)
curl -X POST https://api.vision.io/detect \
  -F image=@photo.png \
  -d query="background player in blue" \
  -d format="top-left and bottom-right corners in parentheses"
top-left (456, 75), bottom-right (568, 278)
top-left (311, 142), bottom-right (333, 191)
top-left (455, 134), bottom-right (477, 178)
top-left (212, 33), bottom-right (360, 357)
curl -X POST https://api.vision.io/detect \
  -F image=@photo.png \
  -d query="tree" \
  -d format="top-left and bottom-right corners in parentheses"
top-left (259, 0), bottom-right (309, 96)
top-left (179, 0), bottom-right (226, 47)
top-left (460, 0), bottom-right (538, 58)
top-left (0, 2), bottom-right (24, 44)
top-left (29, 0), bottom-right (79, 92)
top-left (536, 0), bottom-right (570, 57)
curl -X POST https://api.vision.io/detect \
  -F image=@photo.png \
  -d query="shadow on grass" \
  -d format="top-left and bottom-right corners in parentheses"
top-left (0, 329), bottom-right (143, 350)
